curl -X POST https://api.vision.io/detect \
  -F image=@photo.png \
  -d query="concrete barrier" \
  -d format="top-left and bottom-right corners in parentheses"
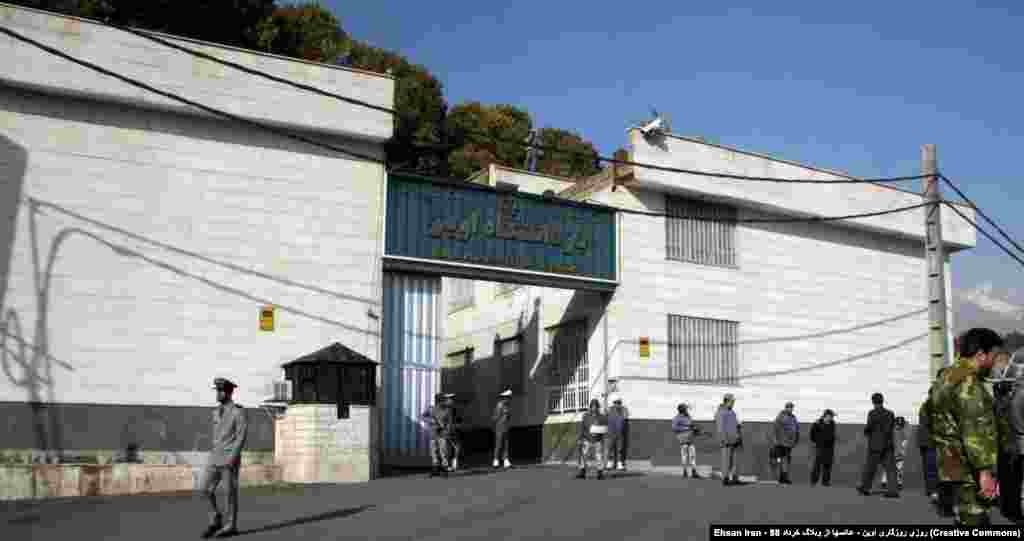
top-left (0, 464), bottom-right (281, 501)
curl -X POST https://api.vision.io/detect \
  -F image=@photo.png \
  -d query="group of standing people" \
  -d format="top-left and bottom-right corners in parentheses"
top-left (574, 396), bottom-right (631, 479)
top-left (421, 389), bottom-right (515, 476)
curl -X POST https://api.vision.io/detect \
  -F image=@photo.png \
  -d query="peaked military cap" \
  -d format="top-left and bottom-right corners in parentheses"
top-left (213, 377), bottom-right (237, 390)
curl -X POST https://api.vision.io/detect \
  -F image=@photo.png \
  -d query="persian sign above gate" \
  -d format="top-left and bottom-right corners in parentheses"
top-left (384, 174), bottom-right (617, 282)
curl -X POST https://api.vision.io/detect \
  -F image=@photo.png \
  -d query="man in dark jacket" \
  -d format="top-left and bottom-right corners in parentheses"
top-left (858, 392), bottom-right (899, 498)
top-left (993, 355), bottom-right (1019, 522)
top-left (606, 396), bottom-right (629, 471)
top-left (576, 399), bottom-right (608, 480)
top-left (1005, 352), bottom-right (1024, 524)
top-left (772, 402), bottom-right (800, 484)
top-left (810, 409), bottom-right (837, 486)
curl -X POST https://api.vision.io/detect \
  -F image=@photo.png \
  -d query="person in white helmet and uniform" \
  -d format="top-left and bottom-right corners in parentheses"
top-left (492, 389), bottom-right (513, 468)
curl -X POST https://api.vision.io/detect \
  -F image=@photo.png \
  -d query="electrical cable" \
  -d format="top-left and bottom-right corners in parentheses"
top-left (942, 201), bottom-right (1024, 269)
top-left (392, 171), bottom-right (932, 224)
top-left (88, 20), bottom-right (933, 185)
top-left (0, 25), bottom-right (384, 165)
top-left (0, 23), bottom-right (933, 226)
top-left (939, 174), bottom-right (1024, 257)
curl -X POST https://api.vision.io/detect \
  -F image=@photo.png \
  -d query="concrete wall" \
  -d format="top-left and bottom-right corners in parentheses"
top-left (0, 5), bottom-right (391, 462)
top-left (626, 131), bottom-right (976, 250)
top-left (0, 463), bottom-right (280, 501)
top-left (444, 138), bottom-right (968, 466)
top-left (604, 186), bottom-right (932, 424)
top-left (275, 404), bottom-right (374, 483)
top-left (443, 280), bottom-right (610, 432)
top-left (0, 4), bottom-right (394, 143)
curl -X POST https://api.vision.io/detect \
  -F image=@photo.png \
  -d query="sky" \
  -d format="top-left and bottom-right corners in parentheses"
top-left (325, 1), bottom-right (1024, 329)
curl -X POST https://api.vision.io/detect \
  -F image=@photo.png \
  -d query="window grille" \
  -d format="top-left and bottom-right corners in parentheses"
top-left (546, 320), bottom-right (589, 414)
top-left (665, 195), bottom-right (737, 267)
top-left (667, 314), bottom-right (739, 385)
top-left (498, 337), bottom-right (523, 395)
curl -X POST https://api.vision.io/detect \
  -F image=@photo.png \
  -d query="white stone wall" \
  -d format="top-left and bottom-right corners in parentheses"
top-left (275, 404), bottom-right (373, 483)
top-left (626, 131), bottom-right (976, 250)
top-left (0, 4), bottom-right (394, 143)
top-left (0, 5), bottom-right (391, 410)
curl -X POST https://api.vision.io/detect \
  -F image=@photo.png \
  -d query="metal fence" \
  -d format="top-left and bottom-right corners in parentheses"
top-left (547, 320), bottom-right (590, 413)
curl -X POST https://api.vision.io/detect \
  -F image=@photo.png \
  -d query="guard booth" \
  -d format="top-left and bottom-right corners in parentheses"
top-left (274, 343), bottom-right (379, 483)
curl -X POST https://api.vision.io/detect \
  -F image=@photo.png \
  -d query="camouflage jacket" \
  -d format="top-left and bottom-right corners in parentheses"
top-left (931, 356), bottom-right (999, 482)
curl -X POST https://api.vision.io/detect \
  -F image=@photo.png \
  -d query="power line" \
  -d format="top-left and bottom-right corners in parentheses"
top-left (943, 201), bottom-right (1024, 269)
top-left (0, 25), bottom-right (384, 165)
top-left (97, 20), bottom-right (933, 186)
top-left (0, 23), bottom-right (933, 226)
top-left (393, 171), bottom-right (932, 224)
top-left (940, 174), bottom-right (1024, 256)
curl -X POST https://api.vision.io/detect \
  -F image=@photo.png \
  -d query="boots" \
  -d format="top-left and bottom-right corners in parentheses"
top-left (503, 458), bottom-right (511, 469)
top-left (596, 470), bottom-right (604, 480)
top-left (493, 459), bottom-right (500, 468)
top-left (780, 472), bottom-right (792, 485)
top-left (575, 468), bottom-right (586, 479)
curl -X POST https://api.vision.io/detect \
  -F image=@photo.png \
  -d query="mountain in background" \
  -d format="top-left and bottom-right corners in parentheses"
top-left (953, 282), bottom-right (1024, 336)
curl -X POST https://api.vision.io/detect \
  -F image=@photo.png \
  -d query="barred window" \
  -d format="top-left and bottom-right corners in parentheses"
top-left (498, 336), bottom-right (523, 395)
top-left (665, 195), bottom-right (737, 267)
top-left (447, 278), bottom-right (475, 313)
top-left (667, 314), bottom-right (739, 385)
top-left (547, 320), bottom-right (589, 414)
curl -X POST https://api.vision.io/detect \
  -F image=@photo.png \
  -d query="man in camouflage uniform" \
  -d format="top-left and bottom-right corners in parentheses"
top-left (421, 393), bottom-right (453, 477)
top-left (932, 328), bottom-right (1005, 526)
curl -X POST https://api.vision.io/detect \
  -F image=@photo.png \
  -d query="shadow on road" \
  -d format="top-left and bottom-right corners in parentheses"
top-left (237, 505), bottom-right (374, 536)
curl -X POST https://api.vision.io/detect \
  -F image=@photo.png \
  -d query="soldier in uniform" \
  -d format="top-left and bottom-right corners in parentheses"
top-left (200, 378), bottom-right (248, 539)
top-left (932, 327), bottom-right (1005, 526)
top-left (421, 393), bottom-right (453, 477)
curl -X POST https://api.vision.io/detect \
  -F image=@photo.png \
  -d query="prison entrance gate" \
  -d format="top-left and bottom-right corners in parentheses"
top-left (379, 173), bottom-right (617, 468)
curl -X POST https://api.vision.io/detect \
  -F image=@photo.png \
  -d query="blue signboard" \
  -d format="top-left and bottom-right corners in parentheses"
top-left (384, 173), bottom-right (616, 282)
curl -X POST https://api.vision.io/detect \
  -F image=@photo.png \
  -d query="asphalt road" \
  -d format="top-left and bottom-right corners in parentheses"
top-left (3, 466), bottom-right (1015, 541)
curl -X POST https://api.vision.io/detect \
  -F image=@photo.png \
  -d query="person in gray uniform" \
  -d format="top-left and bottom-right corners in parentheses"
top-left (201, 377), bottom-right (248, 539)
top-left (493, 389), bottom-right (513, 468)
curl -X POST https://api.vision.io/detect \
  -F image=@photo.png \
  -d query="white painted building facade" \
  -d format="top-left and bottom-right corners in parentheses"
top-left (443, 136), bottom-right (976, 465)
top-left (0, 4), bottom-right (392, 467)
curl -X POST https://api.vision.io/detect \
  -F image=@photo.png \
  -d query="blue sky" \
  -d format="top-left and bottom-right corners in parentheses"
top-left (326, 1), bottom-right (1024, 305)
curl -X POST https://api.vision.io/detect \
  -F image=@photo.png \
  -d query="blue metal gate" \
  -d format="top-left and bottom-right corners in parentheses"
top-left (380, 272), bottom-right (442, 465)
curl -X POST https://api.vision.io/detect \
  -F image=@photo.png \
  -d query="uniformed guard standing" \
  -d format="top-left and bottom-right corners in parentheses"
top-left (421, 393), bottom-right (453, 477)
top-left (932, 328), bottom-right (1005, 526)
top-left (492, 389), bottom-right (513, 469)
top-left (200, 378), bottom-right (248, 539)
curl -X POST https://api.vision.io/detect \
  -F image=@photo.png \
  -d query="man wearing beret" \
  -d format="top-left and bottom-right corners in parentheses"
top-left (201, 378), bottom-right (248, 539)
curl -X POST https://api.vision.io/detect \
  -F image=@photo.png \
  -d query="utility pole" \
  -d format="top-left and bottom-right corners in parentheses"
top-left (923, 144), bottom-right (951, 380)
